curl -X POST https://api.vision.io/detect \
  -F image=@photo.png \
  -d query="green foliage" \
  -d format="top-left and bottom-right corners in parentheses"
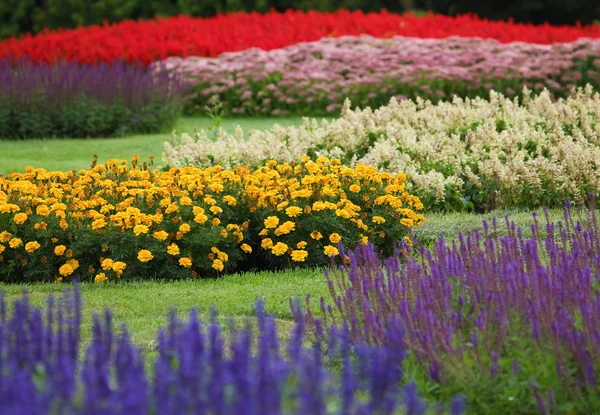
top-left (0, 97), bottom-right (180, 139)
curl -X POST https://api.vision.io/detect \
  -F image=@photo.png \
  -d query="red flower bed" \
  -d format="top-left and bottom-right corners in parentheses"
top-left (2, 10), bottom-right (600, 65)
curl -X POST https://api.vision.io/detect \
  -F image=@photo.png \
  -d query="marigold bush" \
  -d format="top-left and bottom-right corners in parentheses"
top-left (162, 35), bottom-right (600, 116)
top-left (2, 11), bottom-right (600, 65)
top-left (0, 156), bottom-right (423, 283)
top-left (164, 85), bottom-right (600, 212)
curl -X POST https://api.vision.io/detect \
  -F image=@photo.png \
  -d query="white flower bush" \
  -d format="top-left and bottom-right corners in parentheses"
top-left (164, 86), bottom-right (600, 211)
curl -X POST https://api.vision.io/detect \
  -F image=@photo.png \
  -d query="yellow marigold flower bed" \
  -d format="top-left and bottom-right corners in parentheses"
top-left (0, 156), bottom-right (424, 282)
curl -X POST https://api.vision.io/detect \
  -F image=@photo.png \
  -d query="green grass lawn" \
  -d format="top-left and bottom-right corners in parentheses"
top-left (0, 116), bottom-right (311, 175)
top-left (1, 206), bottom-right (575, 351)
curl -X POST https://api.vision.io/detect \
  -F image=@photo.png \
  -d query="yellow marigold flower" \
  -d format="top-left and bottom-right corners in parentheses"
top-left (0, 231), bottom-right (11, 243)
top-left (372, 216), bottom-right (386, 225)
top-left (312, 201), bottom-right (325, 211)
top-left (274, 221), bottom-right (295, 236)
top-left (67, 259), bottom-right (79, 270)
top-left (179, 223), bottom-right (191, 234)
top-left (259, 229), bottom-right (269, 236)
top-left (180, 196), bottom-right (192, 206)
top-left (59, 263), bottom-right (74, 277)
top-left (25, 241), bottom-right (40, 253)
top-left (304, 206), bottom-right (312, 214)
top-left (217, 251), bottom-right (229, 262)
top-left (133, 224), bottom-right (149, 236)
top-left (54, 245), bottom-right (66, 255)
top-left (212, 218), bottom-right (221, 227)
top-left (194, 214), bottom-right (208, 224)
top-left (34, 222), bottom-right (48, 230)
top-left (264, 216), bottom-right (279, 229)
top-left (179, 257), bottom-right (192, 268)
top-left (220, 229), bottom-right (228, 238)
top-left (193, 206), bottom-right (205, 215)
top-left (51, 237), bottom-right (59, 243)
top-left (222, 195), bottom-right (237, 207)
top-left (153, 230), bottom-right (169, 241)
top-left (137, 249), bottom-right (153, 262)
top-left (0, 245), bottom-right (5, 254)
top-left (285, 206), bottom-right (303, 217)
top-left (271, 242), bottom-right (288, 256)
top-left (101, 258), bottom-right (114, 270)
top-left (212, 259), bottom-right (224, 272)
top-left (59, 219), bottom-right (69, 230)
top-left (36, 205), bottom-right (51, 216)
top-left (349, 184), bottom-right (361, 193)
top-left (329, 233), bottom-right (342, 244)
top-left (403, 235), bottom-right (413, 246)
top-left (165, 204), bottom-right (180, 214)
top-left (102, 244), bottom-right (109, 252)
top-left (209, 206), bottom-right (223, 215)
top-left (167, 243), bottom-right (180, 256)
top-left (95, 273), bottom-right (107, 283)
top-left (361, 235), bottom-right (369, 245)
top-left (9, 238), bottom-right (22, 248)
top-left (92, 218), bottom-right (107, 230)
top-left (297, 241), bottom-right (308, 249)
top-left (277, 201), bottom-right (289, 211)
top-left (324, 245), bottom-right (339, 257)
top-left (400, 218), bottom-right (413, 227)
top-left (14, 213), bottom-right (28, 225)
top-left (241, 243), bottom-right (252, 253)
top-left (204, 196), bottom-right (216, 205)
top-left (310, 231), bottom-right (323, 240)
top-left (261, 238), bottom-right (274, 249)
top-left (291, 250), bottom-right (308, 262)
top-left (112, 261), bottom-right (127, 274)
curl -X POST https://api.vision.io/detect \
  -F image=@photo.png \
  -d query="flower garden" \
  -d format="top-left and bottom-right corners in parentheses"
top-left (1, 7), bottom-right (600, 414)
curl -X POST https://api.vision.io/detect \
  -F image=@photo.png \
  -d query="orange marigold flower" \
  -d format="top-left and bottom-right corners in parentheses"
top-left (212, 259), bottom-right (224, 272)
top-left (25, 241), bottom-right (41, 253)
top-left (95, 273), bottom-right (107, 283)
top-left (291, 250), bottom-right (308, 262)
top-left (0, 231), bottom-right (12, 243)
top-left (101, 258), bottom-right (114, 270)
top-left (310, 231), bottom-right (323, 240)
top-left (137, 249), bottom-right (153, 262)
top-left (9, 238), bottom-right (22, 248)
top-left (54, 245), bottom-right (66, 255)
top-left (167, 243), bottom-right (180, 256)
top-left (153, 230), bottom-right (169, 241)
top-left (14, 213), bottom-right (28, 225)
top-left (261, 238), bottom-right (274, 250)
top-left (329, 233), bottom-right (342, 244)
top-left (271, 242), bottom-right (288, 256)
top-left (59, 263), bottom-right (74, 277)
top-left (324, 245), bottom-right (339, 257)
top-left (372, 216), bottom-right (386, 225)
top-left (264, 216), bottom-right (279, 229)
top-left (212, 217), bottom-right (221, 226)
top-left (179, 257), bottom-right (192, 268)
top-left (112, 261), bottom-right (127, 274)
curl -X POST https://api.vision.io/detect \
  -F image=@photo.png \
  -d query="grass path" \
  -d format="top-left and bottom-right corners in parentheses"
top-left (0, 116), bottom-right (309, 175)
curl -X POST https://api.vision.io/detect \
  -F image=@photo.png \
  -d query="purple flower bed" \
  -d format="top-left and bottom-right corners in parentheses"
top-left (0, 59), bottom-right (185, 139)
top-left (0, 287), bottom-right (464, 414)
top-left (311, 199), bottom-right (600, 413)
top-left (161, 35), bottom-right (600, 116)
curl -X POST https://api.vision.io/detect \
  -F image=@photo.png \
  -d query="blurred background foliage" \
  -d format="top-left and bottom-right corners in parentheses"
top-left (1, 0), bottom-right (598, 39)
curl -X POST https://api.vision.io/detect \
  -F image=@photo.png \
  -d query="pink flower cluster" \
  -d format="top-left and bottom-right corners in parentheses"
top-left (159, 35), bottom-right (600, 115)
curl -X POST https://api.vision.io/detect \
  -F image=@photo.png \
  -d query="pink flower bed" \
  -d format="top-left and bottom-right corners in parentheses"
top-left (159, 35), bottom-right (600, 115)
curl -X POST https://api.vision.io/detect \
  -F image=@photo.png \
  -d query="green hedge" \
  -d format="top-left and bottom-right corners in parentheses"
top-left (2, 0), bottom-right (598, 40)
